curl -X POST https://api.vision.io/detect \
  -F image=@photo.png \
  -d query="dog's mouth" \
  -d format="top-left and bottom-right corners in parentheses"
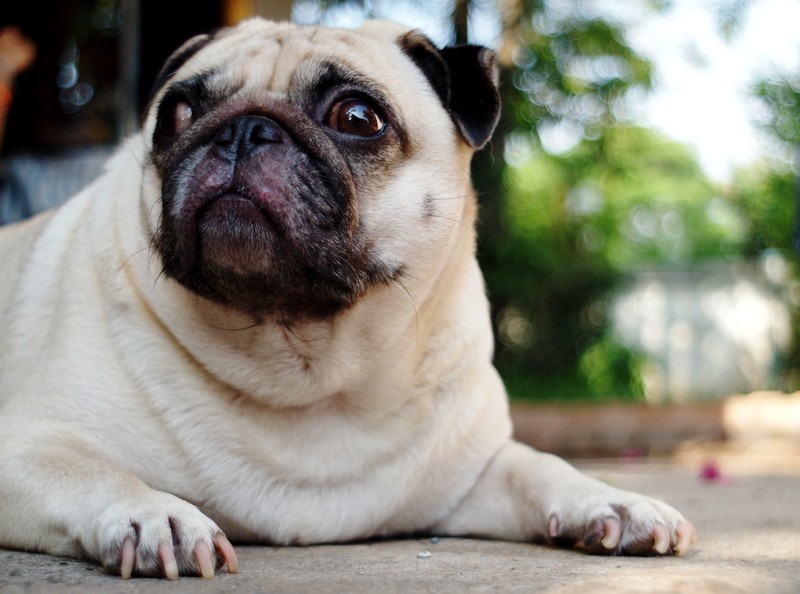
top-left (192, 192), bottom-right (278, 276)
top-left (197, 192), bottom-right (276, 235)
top-left (199, 192), bottom-right (265, 223)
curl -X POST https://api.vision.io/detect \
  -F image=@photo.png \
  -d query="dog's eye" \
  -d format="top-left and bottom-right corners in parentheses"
top-left (174, 101), bottom-right (194, 134)
top-left (327, 99), bottom-right (385, 137)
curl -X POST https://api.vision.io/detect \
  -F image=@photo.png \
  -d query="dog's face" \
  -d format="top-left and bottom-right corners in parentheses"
top-left (143, 19), bottom-right (500, 321)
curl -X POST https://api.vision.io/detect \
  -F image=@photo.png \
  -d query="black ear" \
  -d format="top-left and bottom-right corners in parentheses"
top-left (400, 31), bottom-right (501, 149)
top-left (145, 34), bottom-right (212, 110)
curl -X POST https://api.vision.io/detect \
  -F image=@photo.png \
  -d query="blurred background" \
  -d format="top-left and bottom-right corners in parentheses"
top-left (1, 0), bottom-right (798, 409)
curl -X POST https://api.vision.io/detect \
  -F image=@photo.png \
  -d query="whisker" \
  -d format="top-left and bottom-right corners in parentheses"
top-left (424, 195), bottom-right (469, 202)
top-left (397, 270), bottom-right (431, 292)
top-left (281, 323), bottom-right (334, 343)
top-left (206, 319), bottom-right (263, 332)
top-left (428, 213), bottom-right (475, 234)
top-left (116, 245), bottom-right (152, 275)
top-left (393, 277), bottom-right (420, 344)
top-left (121, 136), bottom-right (150, 170)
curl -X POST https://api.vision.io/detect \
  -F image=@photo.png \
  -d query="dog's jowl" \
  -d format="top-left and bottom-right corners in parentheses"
top-left (0, 18), bottom-right (695, 579)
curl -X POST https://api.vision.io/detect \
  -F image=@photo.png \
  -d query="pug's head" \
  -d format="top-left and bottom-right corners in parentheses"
top-left (143, 18), bottom-right (500, 322)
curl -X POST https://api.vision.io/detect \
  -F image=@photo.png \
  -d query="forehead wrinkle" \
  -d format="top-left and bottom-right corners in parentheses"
top-left (264, 26), bottom-right (352, 93)
top-left (233, 35), bottom-right (283, 94)
top-left (199, 23), bottom-right (392, 96)
top-left (287, 29), bottom-right (394, 93)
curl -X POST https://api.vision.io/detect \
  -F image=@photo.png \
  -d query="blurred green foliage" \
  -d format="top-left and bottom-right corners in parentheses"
top-left (483, 126), bottom-right (745, 400)
top-left (475, 1), bottom-right (798, 401)
top-left (754, 74), bottom-right (800, 150)
top-left (726, 70), bottom-right (800, 385)
top-left (507, 9), bottom-right (653, 136)
top-left (476, 1), bottom-right (681, 401)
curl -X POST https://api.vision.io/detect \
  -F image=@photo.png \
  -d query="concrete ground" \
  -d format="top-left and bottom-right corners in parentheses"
top-left (2, 461), bottom-right (800, 594)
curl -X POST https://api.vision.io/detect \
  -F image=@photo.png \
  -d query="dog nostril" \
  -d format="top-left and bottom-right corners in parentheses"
top-left (249, 120), bottom-right (282, 145)
top-left (214, 123), bottom-right (236, 147)
top-left (213, 116), bottom-right (283, 159)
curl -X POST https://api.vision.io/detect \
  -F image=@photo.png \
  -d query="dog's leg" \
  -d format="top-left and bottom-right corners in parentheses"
top-left (434, 441), bottom-right (696, 555)
top-left (0, 439), bottom-right (238, 579)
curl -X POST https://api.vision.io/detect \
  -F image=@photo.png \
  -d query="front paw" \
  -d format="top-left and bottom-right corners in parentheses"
top-left (547, 491), bottom-right (696, 556)
top-left (92, 491), bottom-right (238, 579)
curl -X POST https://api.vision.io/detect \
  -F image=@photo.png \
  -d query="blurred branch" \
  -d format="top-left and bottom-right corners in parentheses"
top-left (715, 0), bottom-right (751, 40)
top-left (495, 0), bottom-right (525, 67)
top-left (453, 0), bottom-right (468, 44)
top-left (754, 75), bottom-right (800, 150)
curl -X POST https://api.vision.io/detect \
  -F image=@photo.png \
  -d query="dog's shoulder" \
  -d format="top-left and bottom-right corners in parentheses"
top-left (0, 210), bottom-right (57, 313)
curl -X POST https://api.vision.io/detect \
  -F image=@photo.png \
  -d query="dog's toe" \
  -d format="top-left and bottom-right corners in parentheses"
top-left (547, 493), bottom-right (695, 557)
top-left (96, 492), bottom-right (238, 579)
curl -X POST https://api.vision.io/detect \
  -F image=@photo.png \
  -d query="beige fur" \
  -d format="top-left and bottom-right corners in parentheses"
top-left (0, 18), bottom-right (694, 579)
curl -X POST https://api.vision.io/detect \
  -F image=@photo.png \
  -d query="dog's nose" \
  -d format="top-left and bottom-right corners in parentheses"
top-left (213, 115), bottom-right (283, 160)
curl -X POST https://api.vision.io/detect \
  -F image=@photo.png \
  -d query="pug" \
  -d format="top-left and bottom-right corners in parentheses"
top-left (0, 18), bottom-right (695, 579)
